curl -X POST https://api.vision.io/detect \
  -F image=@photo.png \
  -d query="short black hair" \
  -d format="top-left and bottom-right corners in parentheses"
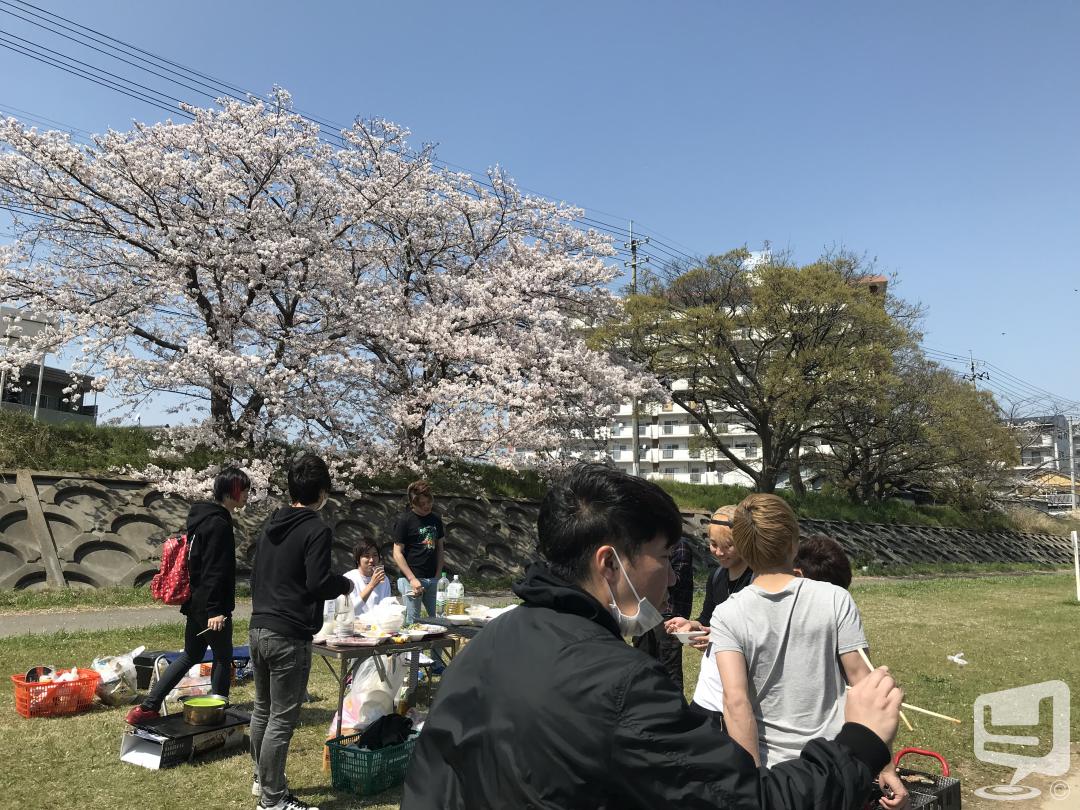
top-left (794, 533), bottom-right (853, 590)
top-left (353, 539), bottom-right (381, 566)
top-left (288, 453), bottom-right (332, 506)
top-left (212, 466), bottom-right (251, 502)
top-left (537, 463), bottom-right (683, 584)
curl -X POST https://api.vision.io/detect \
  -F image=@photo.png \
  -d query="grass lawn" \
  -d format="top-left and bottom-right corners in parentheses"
top-left (0, 574), bottom-right (1077, 809)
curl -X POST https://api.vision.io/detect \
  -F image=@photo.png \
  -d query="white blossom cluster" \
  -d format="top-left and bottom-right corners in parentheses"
top-left (0, 90), bottom-right (651, 494)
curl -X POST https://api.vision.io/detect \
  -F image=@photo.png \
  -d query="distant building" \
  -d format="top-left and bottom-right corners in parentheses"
top-left (0, 307), bottom-right (98, 425)
top-left (1007, 414), bottom-right (1078, 511)
top-left (0, 364), bottom-right (98, 425)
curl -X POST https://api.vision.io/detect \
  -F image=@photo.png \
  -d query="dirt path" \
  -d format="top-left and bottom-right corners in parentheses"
top-left (0, 602), bottom-right (253, 637)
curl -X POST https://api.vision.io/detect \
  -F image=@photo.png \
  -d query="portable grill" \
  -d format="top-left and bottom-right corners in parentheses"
top-left (894, 747), bottom-right (961, 810)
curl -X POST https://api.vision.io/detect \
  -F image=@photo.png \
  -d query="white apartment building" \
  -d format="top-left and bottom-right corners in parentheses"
top-left (605, 379), bottom-right (766, 486)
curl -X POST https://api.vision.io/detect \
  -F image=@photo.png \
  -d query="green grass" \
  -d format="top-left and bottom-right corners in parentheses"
top-left (0, 584), bottom-right (253, 614)
top-left (1, 575), bottom-right (1077, 808)
top-left (0, 620), bottom-right (400, 810)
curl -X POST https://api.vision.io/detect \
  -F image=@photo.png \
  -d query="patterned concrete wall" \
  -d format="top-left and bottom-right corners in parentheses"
top-left (0, 470), bottom-right (539, 590)
top-left (0, 470), bottom-right (1074, 590)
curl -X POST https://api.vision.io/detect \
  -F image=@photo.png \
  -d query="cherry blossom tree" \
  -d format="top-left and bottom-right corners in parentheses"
top-left (0, 90), bottom-right (644, 490)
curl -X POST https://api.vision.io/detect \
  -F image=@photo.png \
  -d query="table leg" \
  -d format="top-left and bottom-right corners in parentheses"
top-left (335, 659), bottom-right (347, 739)
top-left (408, 649), bottom-right (419, 693)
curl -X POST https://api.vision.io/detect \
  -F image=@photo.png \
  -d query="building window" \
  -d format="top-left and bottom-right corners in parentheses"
top-left (662, 421), bottom-right (675, 435)
top-left (662, 401), bottom-right (673, 412)
top-left (663, 467), bottom-right (677, 480)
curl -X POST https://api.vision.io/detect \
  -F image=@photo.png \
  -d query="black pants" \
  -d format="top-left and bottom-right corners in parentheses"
top-left (632, 622), bottom-right (684, 692)
top-left (142, 613), bottom-right (233, 711)
top-left (689, 700), bottom-right (724, 728)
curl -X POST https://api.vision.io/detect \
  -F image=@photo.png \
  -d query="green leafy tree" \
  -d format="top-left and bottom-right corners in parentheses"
top-left (810, 354), bottom-right (1019, 506)
top-left (597, 248), bottom-right (912, 493)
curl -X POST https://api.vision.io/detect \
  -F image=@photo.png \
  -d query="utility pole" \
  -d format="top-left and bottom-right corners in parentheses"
top-left (964, 350), bottom-right (989, 389)
top-left (1069, 415), bottom-right (1077, 512)
top-left (625, 221), bottom-right (649, 478)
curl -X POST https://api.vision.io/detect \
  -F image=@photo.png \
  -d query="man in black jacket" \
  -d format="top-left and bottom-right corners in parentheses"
top-left (402, 463), bottom-right (904, 810)
top-left (249, 454), bottom-right (352, 810)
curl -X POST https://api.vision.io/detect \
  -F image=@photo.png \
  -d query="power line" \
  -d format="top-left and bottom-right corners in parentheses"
top-left (0, 4), bottom-right (706, 269)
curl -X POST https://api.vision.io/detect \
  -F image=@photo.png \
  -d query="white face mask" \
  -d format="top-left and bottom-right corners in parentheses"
top-left (604, 549), bottom-right (665, 636)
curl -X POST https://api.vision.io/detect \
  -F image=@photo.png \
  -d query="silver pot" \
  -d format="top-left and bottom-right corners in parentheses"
top-left (181, 696), bottom-right (227, 725)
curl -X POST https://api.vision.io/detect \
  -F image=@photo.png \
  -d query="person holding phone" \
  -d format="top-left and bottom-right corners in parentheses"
top-left (343, 539), bottom-right (391, 615)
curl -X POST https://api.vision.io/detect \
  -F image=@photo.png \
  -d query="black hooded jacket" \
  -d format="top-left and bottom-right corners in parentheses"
top-left (249, 506), bottom-right (352, 640)
top-left (402, 563), bottom-right (888, 810)
top-left (182, 501), bottom-right (236, 618)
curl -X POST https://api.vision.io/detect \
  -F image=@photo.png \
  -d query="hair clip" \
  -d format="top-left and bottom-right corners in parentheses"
top-left (709, 518), bottom-right (733, 527)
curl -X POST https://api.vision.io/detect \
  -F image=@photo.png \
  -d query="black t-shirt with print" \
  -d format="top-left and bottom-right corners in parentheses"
top-left (394, 511), bottom-right (445, 579)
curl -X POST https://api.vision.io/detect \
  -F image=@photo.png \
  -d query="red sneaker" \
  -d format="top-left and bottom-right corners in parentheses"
top-left (125, 705), bottom-right (160, 725)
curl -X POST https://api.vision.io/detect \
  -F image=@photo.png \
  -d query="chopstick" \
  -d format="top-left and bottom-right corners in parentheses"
top-left (195, 626), bottom-right (213, 636)
top-left (858, 648), bottom-right (914, 731)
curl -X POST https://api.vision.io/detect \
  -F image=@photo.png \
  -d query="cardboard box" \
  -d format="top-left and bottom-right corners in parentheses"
top-left (120, 709), bottom-right (250, 769)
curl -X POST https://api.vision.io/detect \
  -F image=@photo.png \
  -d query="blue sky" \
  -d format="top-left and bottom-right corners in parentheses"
top-left (1, 0), bottom-right (1077, 421)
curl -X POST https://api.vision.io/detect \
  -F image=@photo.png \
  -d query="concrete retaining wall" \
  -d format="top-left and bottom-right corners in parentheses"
top-left (0, 470), bottom-right (1072, 590)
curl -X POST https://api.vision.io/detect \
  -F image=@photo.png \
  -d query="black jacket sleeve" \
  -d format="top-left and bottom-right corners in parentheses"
top-left (305, 524), bottom-right (353, 600)
top-left (611, 661), bottom-right (886, 809)
top-left (195, 515), bottom-right (235, 617)
top-left (697, 567), bottom-right (721, 626)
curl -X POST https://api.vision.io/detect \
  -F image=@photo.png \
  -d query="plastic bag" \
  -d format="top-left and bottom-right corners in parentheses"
top-left (331, 654), bottom-right (406, 737)
top-left (165, 662), bottom-right (212, 702)
top-left (91, 645), bottom-right (144, 706)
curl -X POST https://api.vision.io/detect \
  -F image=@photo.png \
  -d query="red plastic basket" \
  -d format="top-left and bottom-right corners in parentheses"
top-left (11, 668), bottom-right (101, 718)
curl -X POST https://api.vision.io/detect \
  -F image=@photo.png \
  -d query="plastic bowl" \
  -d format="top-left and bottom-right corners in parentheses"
top-left (674, 630), bottom-right (709, 645)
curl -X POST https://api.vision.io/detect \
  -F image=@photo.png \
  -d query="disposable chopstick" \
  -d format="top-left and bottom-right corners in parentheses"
top-left (857, 648), bottom-right (914, 731)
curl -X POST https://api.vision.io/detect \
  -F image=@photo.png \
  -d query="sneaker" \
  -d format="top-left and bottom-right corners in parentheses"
top-left (259, 794), bottom-right (318, 810)
top-left (124, 705), bottom-right (160, 725)
top-left (253, 775), bottom-right (288, 799)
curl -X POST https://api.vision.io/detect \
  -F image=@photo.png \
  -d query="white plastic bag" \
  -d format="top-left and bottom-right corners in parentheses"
top-left (165, 662), bottom-right (212, 702)
top-left (328, 654), bottom-right (406, 738)
top-left (91, 645), bottom-right (144, 706)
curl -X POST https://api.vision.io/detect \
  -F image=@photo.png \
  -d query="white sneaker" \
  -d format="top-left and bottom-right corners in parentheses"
top-left (252, 775), bottom-right (260, 797)
top-left (259, 794), bottom-right (319, 810)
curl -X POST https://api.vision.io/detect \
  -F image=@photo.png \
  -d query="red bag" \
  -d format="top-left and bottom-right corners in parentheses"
top-left (150, 533), bottom-right (193, 605)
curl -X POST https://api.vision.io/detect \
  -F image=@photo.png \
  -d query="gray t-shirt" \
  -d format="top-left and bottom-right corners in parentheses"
top-left (709, 576), bottom-right (867, 766)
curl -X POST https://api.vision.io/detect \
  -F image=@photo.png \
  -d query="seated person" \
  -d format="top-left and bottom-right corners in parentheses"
top-left (712, 495), bottom-right (907, 809)
top-left (325, 539), bottom-right (391, 618)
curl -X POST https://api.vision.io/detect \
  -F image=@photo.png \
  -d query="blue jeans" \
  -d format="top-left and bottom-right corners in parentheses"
top-left (397, 576), bottom-right (437, 624)
top-left (249, 627), bottom-right (311, 807)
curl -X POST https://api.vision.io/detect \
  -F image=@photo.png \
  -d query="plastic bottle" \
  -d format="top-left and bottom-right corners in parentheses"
top-left (446, 574), bottom-right (465, 616)
top-left (435, 571), bottom-right (450, 617)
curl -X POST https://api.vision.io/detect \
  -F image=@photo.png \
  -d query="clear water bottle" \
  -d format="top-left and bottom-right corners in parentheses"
top-left (435, 571), bottom-right (450, 617)
top-left (446, 574), bottom-right (465, 615)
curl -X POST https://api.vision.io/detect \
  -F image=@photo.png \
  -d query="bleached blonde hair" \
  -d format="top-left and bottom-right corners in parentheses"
top-left (731, 493), bottom-right (799, 571)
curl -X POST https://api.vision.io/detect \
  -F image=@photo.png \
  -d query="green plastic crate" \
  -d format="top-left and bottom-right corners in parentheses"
top-left (327, 730), bottom-right (419, 796)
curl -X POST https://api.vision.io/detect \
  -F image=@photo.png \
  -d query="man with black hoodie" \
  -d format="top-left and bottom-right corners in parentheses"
top-left (126, 466), bottom-right (250, 725)
top-left (402, 463), bottom-right (904, 810)
top-left (249, 454), bottom-right (352, 810)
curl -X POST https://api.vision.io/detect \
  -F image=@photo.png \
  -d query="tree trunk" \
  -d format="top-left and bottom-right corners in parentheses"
top-left (788, 440), bottom-right (806, 497)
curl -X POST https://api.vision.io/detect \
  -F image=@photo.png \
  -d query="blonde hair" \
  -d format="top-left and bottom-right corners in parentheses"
top-left (731, 494), bottom-right (800, 571)
top-left (712, 504), bottom-right (736, 521)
